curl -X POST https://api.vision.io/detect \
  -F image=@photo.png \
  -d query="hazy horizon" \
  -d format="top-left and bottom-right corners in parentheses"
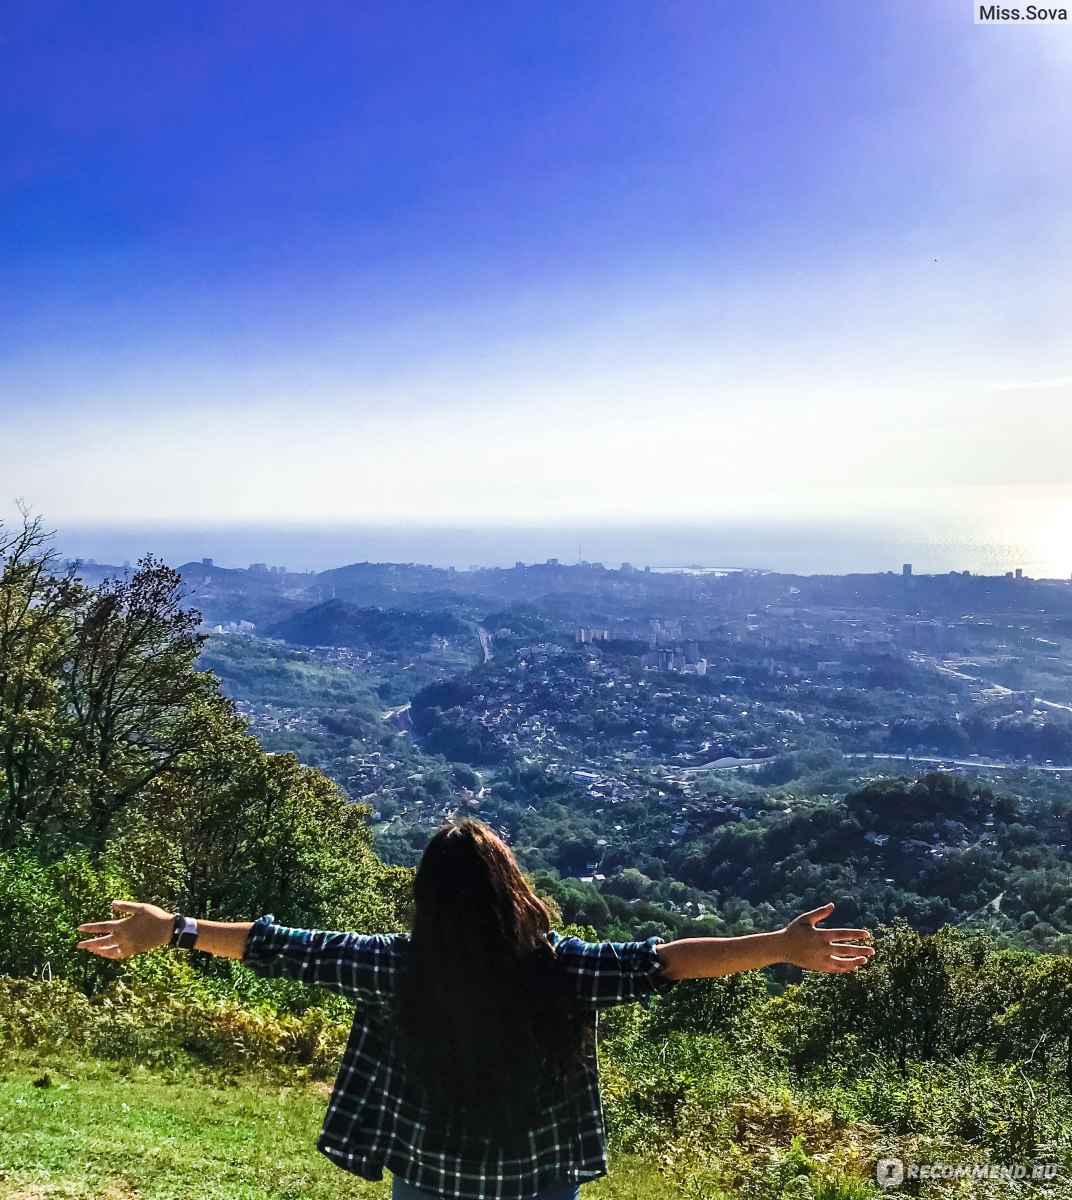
top-left (52, 482), bottom-right (1072, 579)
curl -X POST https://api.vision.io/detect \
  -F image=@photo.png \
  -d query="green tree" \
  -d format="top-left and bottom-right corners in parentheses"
top-left (0, 510), bottom-right (84, 849)
top-left (59, 556), bottom-right (221, 856)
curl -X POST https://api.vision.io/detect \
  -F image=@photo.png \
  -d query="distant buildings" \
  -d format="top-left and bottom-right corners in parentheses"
top-left (212, 619), bottom-right (256, 634)
top-left (641, 648), bottom-right (707, 675)
top-left (576, 627), bottom-right (610, 644)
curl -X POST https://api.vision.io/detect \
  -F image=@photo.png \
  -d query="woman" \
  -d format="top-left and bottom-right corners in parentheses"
top-left (77, 817), bottom-right (873, 1200)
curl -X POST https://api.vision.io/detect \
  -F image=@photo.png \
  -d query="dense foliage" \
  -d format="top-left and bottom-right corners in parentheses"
top-left (0, 513), bottom-right (410, 996)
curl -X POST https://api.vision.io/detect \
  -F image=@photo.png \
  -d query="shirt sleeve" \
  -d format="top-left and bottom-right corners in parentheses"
top-left (550, 933), bottom-right (677, 1009)
top-left (241, 914), bottom-right (406, 1001)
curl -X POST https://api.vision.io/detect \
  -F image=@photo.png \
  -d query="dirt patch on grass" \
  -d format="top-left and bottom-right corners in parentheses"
top-left (101, 1178), bottom-right (140, 1200)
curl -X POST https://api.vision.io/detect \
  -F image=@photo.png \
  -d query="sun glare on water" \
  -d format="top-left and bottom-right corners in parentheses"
top-left (1026, 502), bottom-right (1072, 580)
top-left (980, 488), bottom-right (1072, 580)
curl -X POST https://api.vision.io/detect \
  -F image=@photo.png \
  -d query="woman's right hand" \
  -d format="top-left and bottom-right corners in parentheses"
top-left (77, 900), bottom-right (174, 961)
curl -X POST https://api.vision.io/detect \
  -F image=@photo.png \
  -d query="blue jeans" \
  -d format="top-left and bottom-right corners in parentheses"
top-left (391, 1177), bottom-right (579, 1200)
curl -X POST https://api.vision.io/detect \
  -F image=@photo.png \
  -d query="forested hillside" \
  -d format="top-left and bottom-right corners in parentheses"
top-left (200, 611), bottom-right (1072, 955)
top-left (268, 598), bottom-right (475, 654)
top-left (6, 517), bottom-right (1072, 1198)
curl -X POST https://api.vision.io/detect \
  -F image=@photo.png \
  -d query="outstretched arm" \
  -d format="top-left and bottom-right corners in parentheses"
top-left (77, 901), bottom-right (253, 960)
top-left (654, 903), bottom-right (872, 980)
top-left (77, 902), bottom-right (404, 999)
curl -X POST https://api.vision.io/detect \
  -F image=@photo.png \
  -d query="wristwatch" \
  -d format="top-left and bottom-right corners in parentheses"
top-left (169, 913), bottom-right (199, 950)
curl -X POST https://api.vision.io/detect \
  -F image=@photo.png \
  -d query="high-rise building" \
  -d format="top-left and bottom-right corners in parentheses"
top-left (902, 563), bottom-right (912, 576)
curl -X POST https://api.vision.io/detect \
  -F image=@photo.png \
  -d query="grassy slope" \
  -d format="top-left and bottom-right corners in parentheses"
top-left (0, 1055), bottom-right (664, 1200)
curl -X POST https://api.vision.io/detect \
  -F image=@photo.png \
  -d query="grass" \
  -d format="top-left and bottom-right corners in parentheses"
top-left (0, 1053), bottom-right (667, 1200)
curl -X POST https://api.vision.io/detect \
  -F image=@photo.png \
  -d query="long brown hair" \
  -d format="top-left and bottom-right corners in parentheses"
top-left (396, 818), bottom-right (588, 1139)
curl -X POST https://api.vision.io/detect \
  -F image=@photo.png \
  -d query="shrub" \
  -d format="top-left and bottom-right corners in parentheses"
top-left (0, 849), bottom-right (129, 992)
top-left (0, 973), bottom-right (350, 1079)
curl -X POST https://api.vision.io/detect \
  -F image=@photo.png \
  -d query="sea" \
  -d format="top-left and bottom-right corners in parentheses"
top-left (56, 485), bottom-right (1072, 581)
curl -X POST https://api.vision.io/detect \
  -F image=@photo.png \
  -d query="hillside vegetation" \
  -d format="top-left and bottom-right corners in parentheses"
top-left (4, 515), bottom-right (1072, 1198)
top-left (268, 598), bottom-right (475, 655)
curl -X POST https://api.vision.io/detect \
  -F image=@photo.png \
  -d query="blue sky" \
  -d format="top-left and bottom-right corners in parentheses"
top-left (3, 2), bottom-right (1071, 541)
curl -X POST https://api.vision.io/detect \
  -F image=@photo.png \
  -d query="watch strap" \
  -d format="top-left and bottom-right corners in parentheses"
top-left (169, 913), bottom-right (199, 950)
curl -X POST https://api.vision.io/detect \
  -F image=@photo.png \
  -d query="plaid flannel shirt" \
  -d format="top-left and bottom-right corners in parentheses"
top-left (242, 915), bottom-right (676, 1200)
